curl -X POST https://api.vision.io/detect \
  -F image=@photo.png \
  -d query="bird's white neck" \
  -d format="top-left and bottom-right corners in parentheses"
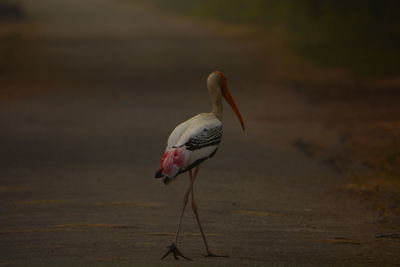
top-left (207, 77), bottom-right (223, 120)
top-left (211, 97), bottom-right (223, 120)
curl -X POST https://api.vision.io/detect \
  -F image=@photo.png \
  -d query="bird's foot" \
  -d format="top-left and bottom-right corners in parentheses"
top-left (205, 251), bottom-right (229, 258)
top-left (161, 243), bottom-right (193, 261)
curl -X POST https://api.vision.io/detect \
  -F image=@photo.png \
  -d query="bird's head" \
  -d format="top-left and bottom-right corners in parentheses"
top-left (207, 71), bottom-right (245, 130)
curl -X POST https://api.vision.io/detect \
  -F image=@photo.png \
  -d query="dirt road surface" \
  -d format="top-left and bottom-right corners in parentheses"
top-left (0, 0), bottom-right (399, 266)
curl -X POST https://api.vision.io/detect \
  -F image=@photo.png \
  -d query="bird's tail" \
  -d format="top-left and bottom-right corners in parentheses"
top-left (154, 147), bottom-right (190, 183)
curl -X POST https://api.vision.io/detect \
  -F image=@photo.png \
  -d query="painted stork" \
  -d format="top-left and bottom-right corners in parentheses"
top-left (155, 71), bottom-right (245, 260)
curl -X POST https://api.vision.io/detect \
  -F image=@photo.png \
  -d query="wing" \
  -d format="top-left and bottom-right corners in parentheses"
top-left (166, 118), bottom-right (192, 149)
top-left (184, 125), bottom-right (223, 151)
top-left (155, 113), bottom-right (222, 184)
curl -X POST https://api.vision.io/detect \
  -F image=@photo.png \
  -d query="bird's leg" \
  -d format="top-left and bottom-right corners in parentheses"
top-left (190, 166), bottom-right (228, 258)
top-left (161, 171), bottom-right (194, 261)
top-left (174, 171), bottom-right (194, 244)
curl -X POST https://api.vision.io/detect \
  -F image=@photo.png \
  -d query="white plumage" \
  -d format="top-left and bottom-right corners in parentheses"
top-left (156, 113), bottom-right (222, 183)
top-left (167, 113), bottom-right (221, 149)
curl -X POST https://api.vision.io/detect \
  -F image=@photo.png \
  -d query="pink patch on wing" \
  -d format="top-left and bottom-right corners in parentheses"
top-left (159, 148), bottom-right (188, 177)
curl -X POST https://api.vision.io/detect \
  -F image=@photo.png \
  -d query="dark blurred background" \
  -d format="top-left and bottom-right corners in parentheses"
top-left (145, 0), bottom-right (400, 77)
top-left (1, 0), bottom-right (400, 265)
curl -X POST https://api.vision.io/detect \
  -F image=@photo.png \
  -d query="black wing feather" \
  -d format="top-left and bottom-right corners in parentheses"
top-left (184, 125), bottom-right (223, 151)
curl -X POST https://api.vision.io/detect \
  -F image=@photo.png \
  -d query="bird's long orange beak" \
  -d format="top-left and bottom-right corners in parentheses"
top-left (222, 85), bottom-right (245, 131)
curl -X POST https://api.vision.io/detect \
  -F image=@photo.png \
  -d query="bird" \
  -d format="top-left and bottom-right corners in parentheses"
top-left (155, 71), bottom-right (245, 261)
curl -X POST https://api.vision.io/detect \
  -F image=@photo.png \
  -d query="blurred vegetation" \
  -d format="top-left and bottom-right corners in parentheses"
top-left (345, 124), bottom-right (400, 215)
top-left (0, 2), bottom-right (26, 76)
top-left (0, 1), bottom-right (25, 21)
top-left (144, 0), bottom-right (400, 77)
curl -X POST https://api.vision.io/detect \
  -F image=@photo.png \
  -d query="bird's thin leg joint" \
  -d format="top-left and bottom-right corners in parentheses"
top-left (190, 166), bottom-right (228, 258)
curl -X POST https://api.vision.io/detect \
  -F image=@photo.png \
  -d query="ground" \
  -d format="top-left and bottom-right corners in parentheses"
top-left (0, 0), bottom-right (399, 266)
